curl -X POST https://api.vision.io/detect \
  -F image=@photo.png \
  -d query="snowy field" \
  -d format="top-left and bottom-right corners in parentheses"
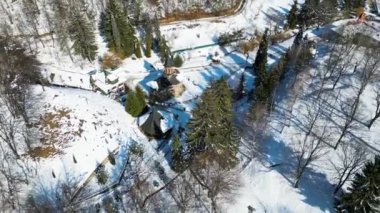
top-left (1, 0), bottom-right (379, 212)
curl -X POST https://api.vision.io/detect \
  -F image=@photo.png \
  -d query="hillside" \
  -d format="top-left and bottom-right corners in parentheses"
top-left (0, 0), bottom-right (379, 212)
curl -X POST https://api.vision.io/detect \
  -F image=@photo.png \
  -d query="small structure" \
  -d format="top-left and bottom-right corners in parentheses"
top-left (138, 107), bottom-right (173, 139)
top-left (150, 57), bottom-right (186, 101)
top-left (211, 51), bottom-right (221, 63)
top-left (164, 57), bottom-right (177, 75)
top-left (106, 73), bottom-right (119, 84)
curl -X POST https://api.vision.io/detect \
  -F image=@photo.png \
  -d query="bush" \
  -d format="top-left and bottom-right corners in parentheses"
top-left (95, 165), bottom-right (108, 185)
top-left (174, 55), bottom-right (184, 67)
top-left (101, 53), bottom-right (122, 70)
top-left (130, 143), bottom-right (144, 157)
top-left (239, 38), bottom-right (260, 54)
top-left (108, 151), bottom-right (116, 165)
top-left (218, 29), bottom-right (244, 45)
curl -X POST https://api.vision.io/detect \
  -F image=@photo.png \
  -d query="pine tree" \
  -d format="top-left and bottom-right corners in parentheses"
top-left (125, 90), bottom-right (140, 117)
top-left (69, 12), bottom-right (98, 61)
top-left (134, 39), bottom-right (142, 58)
top-left (287, 1), bottom-right (298, 29)
top-left (298, 0), bottom-right (319, 27)
top-left (253, 29), bottom-right (269, 88)
top-left (171, 135), bottom-right (185, 172)
top-left (135, 86), bottom-right (146, 111)
top-left (158, 37), bottom-right (171, 63)
top-left (187, 79), bottom-right (239, 169)
top-left (102, 0), bottom-right (135, 58)
top-left (293, 27), bottom-right (304, 48)
top-left (234, 73), bottom-right (245, 100)
top-left (145, 32), bottom-right (152, 58)
top-left (126, 86), bottom-right (146, 117)
top-left (337, 156), bottom-right (380, 212)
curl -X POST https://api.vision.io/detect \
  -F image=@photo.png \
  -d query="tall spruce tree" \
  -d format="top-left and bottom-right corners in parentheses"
top-left (298, 0), bottom-right (319, 27)
top-left (145, 31), bottom-right (152, 58)
top-left (158, 37), bottom-right (171, 63)
top-left (135, 86), bottom-right (146, 111)
top-left (102, 0), bottom-right (135, 58)
top-left (171, 135), bottom-right (186, 172)
top-left (187, 79), bottom-right (239, 169)
top-left (69, 12), bottom-right (98, 61)
top-left (287, 1), bottom-right (298, 29)
top-left (293, 27), bottom-right (304, 48)
top-left (337, 156), bottom-right (380, 212)
top-left (134, 39), bottom-right (142, 58)
top-left (253, 29), bottom-right (269, 88)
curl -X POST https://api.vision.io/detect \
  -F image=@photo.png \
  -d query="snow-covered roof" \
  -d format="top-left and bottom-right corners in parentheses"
top-left (147, 81), bottom-right (159, 90)
top-left (44, 69), bottom-right (92, 90)
top-left (107, 73), bottom-right (119, 82)
top-left (139, 107), bottom-right (174, 137)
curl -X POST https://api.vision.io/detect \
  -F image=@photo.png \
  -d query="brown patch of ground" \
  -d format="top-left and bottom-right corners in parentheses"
top-left (28, 107), bottom-right (84, 159)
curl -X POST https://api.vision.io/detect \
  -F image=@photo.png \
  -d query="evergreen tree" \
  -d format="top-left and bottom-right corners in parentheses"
top-left (134, 39), bottom-right (142, 58)
top-left (287, 1), bottom-right (298, 29)
top-left (69, 12), bottom-right (97, 61)
top-left (298, 0), bottom-right (319, 27)
top-left (253, 29), bottom-right (269, 88)
top-left (145, 32), bottom-right (152, 58)
top-left (337, 156), bottom-right (380, 212)
top-left (293, 27), bottom-right (304, 48)
top-left (187, 79), bottom-right (239, 169)
top-left (234, 73), bottom-right (245, 100)
top-left (135, 86), bottom-right (146, 111)
top-left (102, 0), bottom-right (135, 58)
top-left (171, 135), bottom-right (186, 172)
top-left (125, 90), bottom-right (142, 117)
top-left (174, 54), bottom-right (184, 67)
top-left (158, 37), bottom-right (171, 63)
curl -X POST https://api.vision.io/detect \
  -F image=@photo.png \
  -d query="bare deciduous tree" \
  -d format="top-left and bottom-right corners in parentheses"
top-left (190, 152), bottom-right (240, 212)
top-left (25, 170), bottom-right (82, 212)
top-left (293, 124), bottom-right (330, 188)
top-left (329, 142), bottom-right (367, 194)
top-left (169, 172), bottom-right (196, 213)
top-left (367, 85), bottom-right (380, 129)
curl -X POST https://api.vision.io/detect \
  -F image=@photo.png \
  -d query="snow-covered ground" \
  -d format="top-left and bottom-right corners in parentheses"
top-left (161, 0), bottom-right (304, 51)
top-left (2, 0), bottom-right (380, 211)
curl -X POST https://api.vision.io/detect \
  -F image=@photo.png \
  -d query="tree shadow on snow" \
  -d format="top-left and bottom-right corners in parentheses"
top-left (262, 7), bottom-right (289, 26)
top-left (260, 135), bottom-right (334, 212)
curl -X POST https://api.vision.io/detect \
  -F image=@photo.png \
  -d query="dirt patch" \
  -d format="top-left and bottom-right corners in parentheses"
top-left (28, 107), bottom-right (84, 159)
top-left (27, 146), bottom-right (62, 159)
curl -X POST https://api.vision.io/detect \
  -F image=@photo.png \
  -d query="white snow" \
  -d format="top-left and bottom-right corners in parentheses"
top-left (2, 0), bottom-right (379, 211)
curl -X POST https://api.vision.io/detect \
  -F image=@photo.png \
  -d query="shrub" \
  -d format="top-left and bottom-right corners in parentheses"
top-left (95, 164), bottom-right (108, 185)
top-left (218, 29), bottom-right (244, 45)
top-left (174, 55), bottom-right (184, 67)
top-left (130, 143), bottom-right (144, 157)
top-left (239, 38), bottom-right (260, 54)
top-left (101, 53), bottom-right (122, 70)
top-left (108, 151), bottom-right (116, 165)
